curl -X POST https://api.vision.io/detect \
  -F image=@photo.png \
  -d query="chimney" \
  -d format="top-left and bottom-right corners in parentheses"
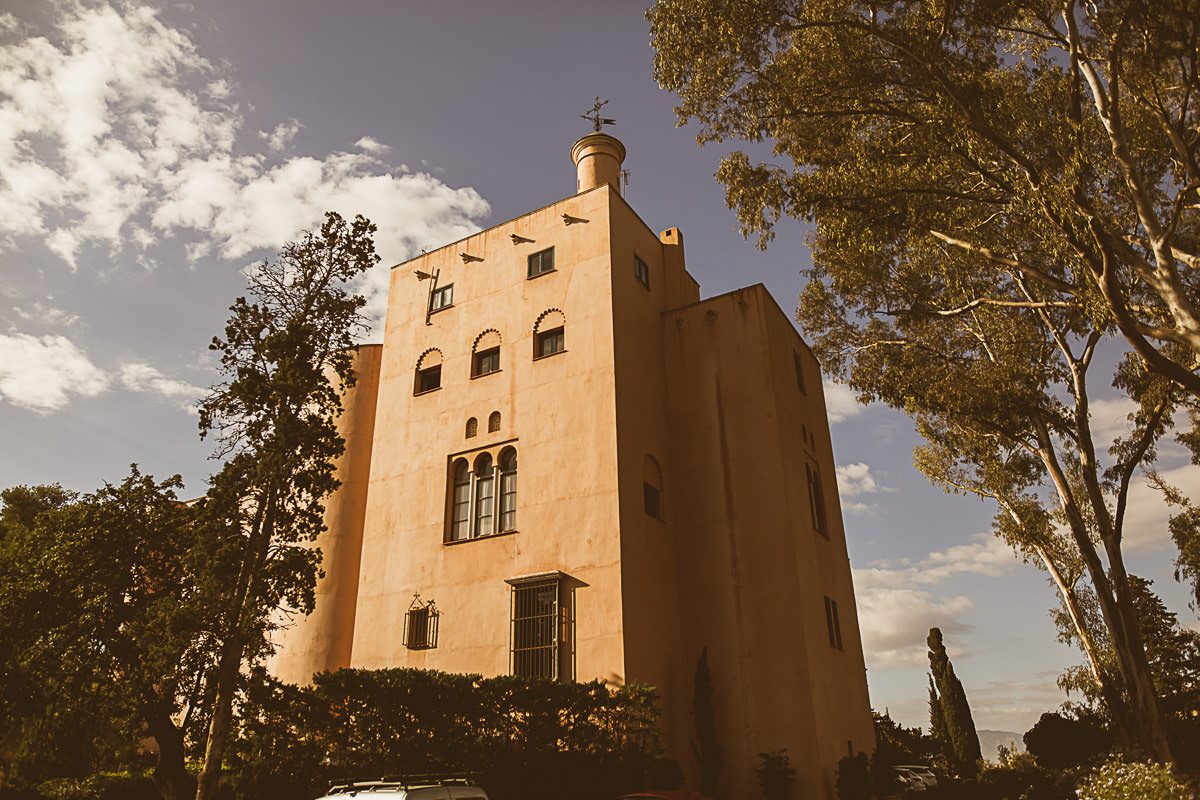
top-left (571, 132), bottom-right (626, 195)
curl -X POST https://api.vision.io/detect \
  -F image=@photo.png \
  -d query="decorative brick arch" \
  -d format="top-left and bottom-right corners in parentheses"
top-left (533, 308), bottom-right (566, 334)
top-left (472, 328), bottom-right (502, 354)
top-left (415, 347), bottom-right (443, 370)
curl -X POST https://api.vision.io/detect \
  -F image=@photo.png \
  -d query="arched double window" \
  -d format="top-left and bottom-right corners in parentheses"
top-left (447, 447), bottom-right (518, 542)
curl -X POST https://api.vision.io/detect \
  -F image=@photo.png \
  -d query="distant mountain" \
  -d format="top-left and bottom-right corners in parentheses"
top-left (978, 729), bottom-right (1024, 762)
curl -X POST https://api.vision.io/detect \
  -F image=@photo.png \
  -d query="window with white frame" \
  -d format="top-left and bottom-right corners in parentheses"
top-left (447, 446), bottom-right (518, 542)
top-left (429, 283), bottom-right (453, 313)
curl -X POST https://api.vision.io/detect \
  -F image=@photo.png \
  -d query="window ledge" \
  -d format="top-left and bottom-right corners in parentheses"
top-left (470, 368), bottom-right (502, 380)
top-left (526, 268), bottom-right (557, 281)
top-left (533, 349), bottom-right (567, 361)
top-left (444, 529), bottom-right (519, 546)
top-left (413, 386), bottom-right (443, 397)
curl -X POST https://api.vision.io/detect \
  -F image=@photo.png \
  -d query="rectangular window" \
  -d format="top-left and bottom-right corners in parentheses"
top-left (499, 469), bottom-right (517, 532)
top-left (634, 255), bottom-right (650, 288)
top-left (473, 347), bottom-right (500, 377)
top-left (643, 482), bottom-right (662, 519)
top-left (474, 471), bottom-right (494, 537)
top-left (429, 283), bottom-right (453, 313)
top-left (535, 326), bottom-right (565, 358)
top-left (451, 479), bottom-right (471, 541)
top-left (511, 578), bottom-right (562, 680)
top-left (415, 364), bottom-right (441, 394)
top-left (793, 351), bottom-right (806, 393)
top-left (824, 595), bottom-right (844, 650)
top-left (527, 247), bottom-right (555, 278)
top-left (403, 604), bottom-right (439, 650)
top-left (806, 463), bottom-right (829, 537)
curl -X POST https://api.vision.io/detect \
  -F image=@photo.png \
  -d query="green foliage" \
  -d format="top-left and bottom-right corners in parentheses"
top-left (1023, 713), bottom-right (1110, 770)
top-left (0, 472), bottom-right (206, 798)
top-left (756, 750), bottom-right (795, 800)
top-left (227, 668), bottom-right (676, 800)
top-left (976, 751), bottom-right (1067, 800)
top-left (690, 647), bottom-right (722, 796)
top-left (928, 629), bottom-right (983, 778)
top-left (1076, 757), bottom-right (1191, 800)
top-left (194, 211), bottom-right (377, 799)
top-left (835, 752), bottom-right (870, 800)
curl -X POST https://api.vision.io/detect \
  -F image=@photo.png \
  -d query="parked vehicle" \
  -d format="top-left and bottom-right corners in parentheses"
top-left (893, 765), bottom-right (938, 791)
top-left (317, 776), bottom-right (487, 800)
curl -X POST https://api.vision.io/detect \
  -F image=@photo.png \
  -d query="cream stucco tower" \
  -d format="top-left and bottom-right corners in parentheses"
top-left (270, 132), bottom-right (874, 800)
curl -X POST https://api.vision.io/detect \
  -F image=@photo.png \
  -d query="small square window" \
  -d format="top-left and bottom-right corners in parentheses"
top-left (634, 255), bottom-right (649, 288)
top-left (415, 364), bottom-right (441, 394)
top-left (528, 247), bottom-right (555, 278)
top-left (643, 482), bottom-right (662, 519)
top-left (535, 326), bottom-right (565, 358)
top-left (473, 347), bottom-right (500, 377)
top-left (429, 284), bottom-right (453, 313)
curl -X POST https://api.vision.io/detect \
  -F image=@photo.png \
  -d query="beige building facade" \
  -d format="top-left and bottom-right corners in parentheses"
top-left (271, 133), bottom-right (873, 799)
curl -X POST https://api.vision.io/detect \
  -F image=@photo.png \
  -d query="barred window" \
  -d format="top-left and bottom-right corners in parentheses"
top-left (488, 411), bottom-right (501, 433)
top-left (465, 417), bottom-right (478, 438)
top-left (510, 577), bottom-right (565, 680)
top-left (403, 597), bottom-right (440, 650)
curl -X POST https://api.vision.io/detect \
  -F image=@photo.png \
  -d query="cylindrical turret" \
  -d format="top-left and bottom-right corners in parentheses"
top-left (571, 132), bottom-right (626, 195)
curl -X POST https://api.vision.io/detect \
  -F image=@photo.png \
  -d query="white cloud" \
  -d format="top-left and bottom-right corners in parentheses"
top-left (837, 462), bottom-right (882, 497)
top-left (258, 118), bottom-right (301, 152)
top-left (1089, 396), bottom-right (1138, 443)
top-left (12, 300), bottom-right (80, 327)
top-left (854, 534), bottom-right (1019, 668)
top-left (823, 378), bottom-right (865, 424)
top-left (1124, 464), bottom-right (1200, 551)
top-left (119, 361), bottom-right (202, 411)
top-left (0, 3), bottom-right (490, 323)
top-left (355, 135), bottom-right (390, 155)
top-left (0, 332), bottom-right (109, 411)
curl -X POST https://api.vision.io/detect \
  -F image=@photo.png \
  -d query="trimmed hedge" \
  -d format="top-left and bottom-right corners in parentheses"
top-left (227, 668), bottom-right (681, 800)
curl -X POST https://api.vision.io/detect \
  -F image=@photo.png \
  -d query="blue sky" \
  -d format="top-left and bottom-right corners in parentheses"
top-left (1, 0), bottom-right (1195, 736)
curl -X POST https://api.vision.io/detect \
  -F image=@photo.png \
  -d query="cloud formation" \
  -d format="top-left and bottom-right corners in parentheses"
top-left (823, 379), bottom-right (866, 424)
top-left (119, 361), bottom-right (203, 411)
top-left (854, 534), bottom-right (1018, 667)
top-left (0, 333), bottom-right (109, 412)
top-left (0, 2), bottom-right (489, 320)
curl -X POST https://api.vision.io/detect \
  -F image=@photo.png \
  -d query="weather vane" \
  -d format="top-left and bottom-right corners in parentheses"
top-left (581, 97), bottom-right (616, 132)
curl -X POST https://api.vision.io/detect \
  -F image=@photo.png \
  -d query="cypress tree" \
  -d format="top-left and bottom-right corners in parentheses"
top-left (691, 647), bottom-right (722, 796)
top-left (927, 628), bottom-right (982, 777)
top-left (927, 673), bottom-right (947, 756)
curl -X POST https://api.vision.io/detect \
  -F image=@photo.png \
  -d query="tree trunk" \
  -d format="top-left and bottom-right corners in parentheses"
top-left (145, 706), bottom-right (193, 800)
top-left (196, 640), bottom-right (243, 800)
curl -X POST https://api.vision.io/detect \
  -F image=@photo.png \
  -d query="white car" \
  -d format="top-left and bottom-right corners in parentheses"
top-left (317, 777), bottom-right (488, 800)
top-left (893, 765), bottom-right (938, 791)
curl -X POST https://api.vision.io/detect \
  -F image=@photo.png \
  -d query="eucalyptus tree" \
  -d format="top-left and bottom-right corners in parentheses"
top-left (648, 0), bottom-right (1195, 763)
top-left (194, 212), bottom-right (377, 800)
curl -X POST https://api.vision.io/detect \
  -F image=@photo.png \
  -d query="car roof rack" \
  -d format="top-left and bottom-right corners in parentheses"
top-left (326, 774), bottom-right (479, 794)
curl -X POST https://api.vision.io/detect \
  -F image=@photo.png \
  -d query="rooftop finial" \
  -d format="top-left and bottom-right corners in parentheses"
top-left (581, 97), bottom-right (616, 133)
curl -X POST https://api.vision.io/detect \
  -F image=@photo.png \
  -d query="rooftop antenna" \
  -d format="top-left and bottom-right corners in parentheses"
top-left (581, 96), bottom-right (616, 133)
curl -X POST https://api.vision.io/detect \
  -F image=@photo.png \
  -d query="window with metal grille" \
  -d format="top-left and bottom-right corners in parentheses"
top-left (488, 411), bottom-right (501, 432)
top-left (429, 284), bottom-right (454, 313)
top-left (535, 326), bottom-right (565, 358)
top-left (403, 597), bottom-right (440, 650)
top-left (473, 347), bottom-right (500, 377)
top-left (634, 255), bottom-right (650, 288)
top-left (824, 595), bottom-right (844, 650)
top-left (465, 417), bottom-right (478, 438)
top-left (806, 463), bottom-right (829, 537)
top-left (510, 578), bottom-right (563, 680)
top-left (527, 247), bottom-right (555, 278)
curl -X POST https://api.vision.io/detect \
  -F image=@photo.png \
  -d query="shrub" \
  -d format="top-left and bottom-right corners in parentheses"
top-left (756, 750), bottom-right (795, 800)
top-left (1023, 712), bottom-right (1110, 770)
top-left (1076, 757), bottom-right (1191, 800)
top-left (228, 668), bottom-right (677, 800)
top-left (835, 752), bottom-right (871, 800)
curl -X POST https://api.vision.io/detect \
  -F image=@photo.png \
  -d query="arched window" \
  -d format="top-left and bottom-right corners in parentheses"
top-left (450, 459), bottom-right (471, 541)
top-left (473, 453), bottom-right (495, 537)
top-left (643, 454), bottom-right (664, 520)
top-left (499, 447), bottom-right (517, 532)
top-left (466, 417), bottom-right (478, 438)
top-left (414, 348), bottom-right (443, 394)
top-left (533, 309), bottom-right (566, 359)
top-left (472, 329), bottom-right (502, 377)
top-left (488, 411), bottom-right (501, 433)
